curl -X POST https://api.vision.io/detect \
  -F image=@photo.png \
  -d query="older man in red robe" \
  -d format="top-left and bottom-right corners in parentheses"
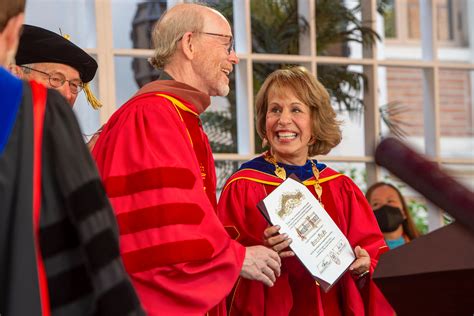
top-left (92, 3), bottom-right (281, 316)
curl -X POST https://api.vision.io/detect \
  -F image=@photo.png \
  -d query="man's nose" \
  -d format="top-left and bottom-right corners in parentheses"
top-left (229, 50), bottom-right (239, 64)
top-left (58, 83), bottom-right (74, 106)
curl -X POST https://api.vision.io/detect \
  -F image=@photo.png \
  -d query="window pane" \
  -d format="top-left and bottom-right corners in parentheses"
top-left (25, 0), bottom-right (97, 48)
top-left (439, 69), bottom-right (473, 159)
top-left (112, 0), bottom-right (167, 49)
top-left (407, 0), bottom-right (420, 39)
top-left (437, 0), bottom-right (471, 62)
top-left (215, 160), bottom-right (243, 197)
top-left (316, 0), bottom-right (372, 58)
top-left (114, 56), bottom-right (143, 108)
top-left (202, 75), bottom-right (237, 154)
top-left (378, 67), bottom-right (426, 152)
top-left (382, 0), bottom-right (397, 38)
top-left (327, 162), bottom-right (367, 192)
top-left (320, 64), bottom-right (366, 157)
top-left (251, 0), bottom-right (305, 54)
top-left (436, 0), bottom-right (454, 41)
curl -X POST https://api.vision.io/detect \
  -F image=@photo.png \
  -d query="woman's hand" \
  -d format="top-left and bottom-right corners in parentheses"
top-left (263, 225), bottom-right (295, 258)
top-left (349, 246), bottom-right (371, 278)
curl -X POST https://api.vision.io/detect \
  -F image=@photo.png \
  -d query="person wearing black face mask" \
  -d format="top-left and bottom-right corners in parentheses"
top-left (366, 182), bottom-right (420, 249)
top-left (375, 205), bottom-right (405, 233)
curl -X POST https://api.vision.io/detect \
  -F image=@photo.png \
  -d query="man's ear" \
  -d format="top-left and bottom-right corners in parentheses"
top-left (9, 64), bottom-right (23, 78)
top-left (4, 13), bottom-right (24, 53)
top-left (180, 32), bottom-right (195, 61)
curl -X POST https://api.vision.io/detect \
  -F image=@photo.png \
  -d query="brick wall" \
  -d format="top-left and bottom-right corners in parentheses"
top-left (386, 68), bottom-right (473, 137)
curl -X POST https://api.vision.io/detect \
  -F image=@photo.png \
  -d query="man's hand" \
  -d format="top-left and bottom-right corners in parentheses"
top-left (263, 225), bottom-right (295, 258)
top-left (240, 245), bottom-right (281, 287)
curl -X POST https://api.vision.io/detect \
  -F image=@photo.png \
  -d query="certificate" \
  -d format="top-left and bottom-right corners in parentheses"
top-left (257, 176), bottom-right (355, 292)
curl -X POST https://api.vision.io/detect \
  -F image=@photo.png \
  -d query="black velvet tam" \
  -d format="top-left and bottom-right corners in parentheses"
top-left (16, 24), bottom-right (97, 83)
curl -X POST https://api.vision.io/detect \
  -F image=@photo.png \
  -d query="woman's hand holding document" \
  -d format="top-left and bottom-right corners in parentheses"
top-left (258, 176), bottom-right (356, 292)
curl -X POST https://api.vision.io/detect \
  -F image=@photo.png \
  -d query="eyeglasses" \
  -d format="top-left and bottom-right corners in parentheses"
top-left (21, 65), bottom-right (84, 94)
top-left (196, 32), bottom-right (235, 54)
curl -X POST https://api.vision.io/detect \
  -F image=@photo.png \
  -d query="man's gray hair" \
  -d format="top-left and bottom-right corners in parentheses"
top-left (20, 63), bottom-right (34, 73)
top-left (148, 4), bottom-right (206, 69)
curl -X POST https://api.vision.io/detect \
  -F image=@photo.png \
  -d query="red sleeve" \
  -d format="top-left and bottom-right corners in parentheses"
top-left (92, 95), bottom-right (245, 316)
top-left (218, 178), bottom-right (268, 246)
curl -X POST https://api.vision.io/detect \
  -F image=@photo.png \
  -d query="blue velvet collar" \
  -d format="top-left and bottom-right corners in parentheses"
top-left (0, 67), bottom-right (23, 154)
top-left (240, 155), bottom-right (326, 182)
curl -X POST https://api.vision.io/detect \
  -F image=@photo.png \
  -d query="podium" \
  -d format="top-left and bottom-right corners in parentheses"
top-left (373, 222), bottom-right (474, 315)
top-left (373, 138), bottom-right (474, 315)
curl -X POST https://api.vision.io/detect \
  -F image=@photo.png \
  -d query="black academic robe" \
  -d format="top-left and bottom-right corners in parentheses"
top-left (0, 76), bottom-right (144, 316)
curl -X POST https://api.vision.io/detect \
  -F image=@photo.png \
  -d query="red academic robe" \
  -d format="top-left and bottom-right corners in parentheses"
top-left (218, 157), bottom-right (394, 316)
top-left (92, 80), bottom-right (245, 316)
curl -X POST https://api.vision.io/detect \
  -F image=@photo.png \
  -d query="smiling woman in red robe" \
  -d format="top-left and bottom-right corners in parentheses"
top-left (218, 67), bottom-right (394, 316)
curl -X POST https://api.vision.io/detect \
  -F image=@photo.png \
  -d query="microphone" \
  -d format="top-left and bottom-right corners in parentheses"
top-left (375, 137), bottom-right (474, 232)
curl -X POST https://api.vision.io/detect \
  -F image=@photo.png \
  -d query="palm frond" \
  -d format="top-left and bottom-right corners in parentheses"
top-left (379, 101), bottom-right (413, 138)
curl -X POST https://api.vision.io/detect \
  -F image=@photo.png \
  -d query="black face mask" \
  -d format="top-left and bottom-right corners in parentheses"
top-left (374, 205), bottom-right (405, 233)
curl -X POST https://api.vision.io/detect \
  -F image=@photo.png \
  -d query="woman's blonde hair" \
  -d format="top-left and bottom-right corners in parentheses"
top-left (255, 66), bottom-right (342, 156)
top-left (148, 4), bottom-right (206, 69)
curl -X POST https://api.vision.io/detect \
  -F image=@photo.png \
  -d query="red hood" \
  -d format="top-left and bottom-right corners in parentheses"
top-left (133, 80), bottom-right (211, 114)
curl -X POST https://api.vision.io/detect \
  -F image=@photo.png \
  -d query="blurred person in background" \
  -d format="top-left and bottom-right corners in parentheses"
top-left (366, 182), bottom-right (420, 249)
top-left (11, 24), bottom-right (103, 149)
top-left (11, 24), bottom-right (101, 109)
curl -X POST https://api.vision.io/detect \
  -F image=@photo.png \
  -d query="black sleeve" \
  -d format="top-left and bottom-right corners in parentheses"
top-left (0, 83), bottom-right (43, 316)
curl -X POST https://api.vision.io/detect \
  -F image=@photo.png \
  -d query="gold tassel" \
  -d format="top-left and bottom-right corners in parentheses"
top-left (83, 82), bottom-right (102, 109)
top-left (60, 31), bottom-right (102, 110)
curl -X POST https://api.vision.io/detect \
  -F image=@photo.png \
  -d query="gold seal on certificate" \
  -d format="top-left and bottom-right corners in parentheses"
top-left (258, 176), bottom-right (355, 292)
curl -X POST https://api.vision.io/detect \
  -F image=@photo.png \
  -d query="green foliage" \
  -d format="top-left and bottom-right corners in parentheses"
top-left (201, 110), bottom-right (235, 153)
top-left (250, 0), bottom-right (308, 54)
top-left (315, 0), bottom-right (380, 55)
top-left (407, 199), bottom-right (429, 234)
top-left (315, 0), bottom-right (381, 111)
top-left (377, 0), bottom-right (396, 37)
top-left (335, 164), bottom-right (367, 192)
top-left (317, 64), bottom-right (366, 112)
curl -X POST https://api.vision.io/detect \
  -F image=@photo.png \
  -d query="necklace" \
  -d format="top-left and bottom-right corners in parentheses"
top-left (263, 151), bottom-right (324, 204)
top-left (263, 151), bottom-right (287, 180)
